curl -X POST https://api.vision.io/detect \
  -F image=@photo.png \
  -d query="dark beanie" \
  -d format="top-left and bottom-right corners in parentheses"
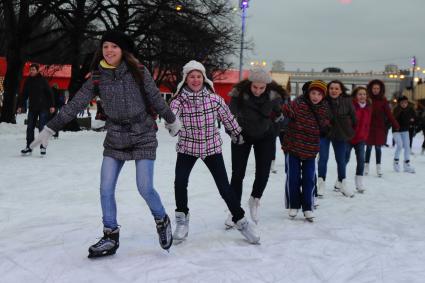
top-left (101, 30), bottom-right (135, 54)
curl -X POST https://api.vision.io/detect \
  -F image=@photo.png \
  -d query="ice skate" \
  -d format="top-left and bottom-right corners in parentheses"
top-left (393, 159), bottom-right (400, 172)
top-left (340, 179), bottom-right (354, 198)
top-left (235, 217), bottom-right (260, 244)
top-left (364, 163), bottom-right (369, 175)
top-left (317, 177), bottom-right (325, 198)
top-left (403, 161), bottom-right (415, 174)
top-left (224, 213), bottom-right (235, 230)
top-left (248, 196), bottom-right (260, 224)
top-left (88, 227), bottom-right (119, 258)
top-left (288, 209), bottom-right (298, 219)
top-left (270, 160), bottom-right (277, 174)
top-left (376, 164), bottom-right (383, 177)
top-left (355, 175), bottom-right (365, 193)
top-left (21, 147), bottom-right (32, 155)
top-left (303, 211), bottom-right (314, 222)
top-left (40, 146), bottom-right (46, 156)
top-left (155, 214), bottom-right (173, 250)
top-left (334, 180), bottom-right (342, 192)
top-left (173, 212), bottom-right (189, 243)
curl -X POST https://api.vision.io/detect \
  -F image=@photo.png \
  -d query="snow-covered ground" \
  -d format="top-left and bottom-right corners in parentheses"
top-left (1, 115), bottom-right (425, 283)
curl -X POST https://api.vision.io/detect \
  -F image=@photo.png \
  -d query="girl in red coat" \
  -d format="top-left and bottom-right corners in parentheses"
top-left (365, 80), bottom-right (399, 177)
top-left (345, 87), bottom-right (372, 193)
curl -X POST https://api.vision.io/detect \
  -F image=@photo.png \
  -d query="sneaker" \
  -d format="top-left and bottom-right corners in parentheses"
top-left (317, 177), bottom-right (325, 198)
top-left (224, 213), bottom-right (235, 229)
top-left (364, 163), bottom-right (369, 175)
top-left (21, 147), bottom-right (32, 155)
top-left (235, 217), bottom-right (260, 244)
top-left (303, 210), bottom-right (314, 222)
top-left (88, 227), bottom-right (120, 258)
top-left (376, 164), bottom-right (383, 177)
top-left (403, 161), bottom-right (415, 174)
top-left (173, 212), bottom-right (189, 242)
top-left (340, 179), bottom-right (354, 198)
top-left (248, 196), bottom-right (260, 224)
top-left (288, 209), bottom-right (298, 218)
top-left (393, 159), bottom-right (400, 172)
top-left (155, 214), bottom-right (173, 250)
top-left (355, 175), bottom-right (365, 193)
top-left (40, 146), bottom-right (46, 155)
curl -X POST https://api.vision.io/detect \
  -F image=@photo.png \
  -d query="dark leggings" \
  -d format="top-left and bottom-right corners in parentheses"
top-left (365, 145), bottom-right (382, 164)
top-left (174, 153), bottom-right (245, 223)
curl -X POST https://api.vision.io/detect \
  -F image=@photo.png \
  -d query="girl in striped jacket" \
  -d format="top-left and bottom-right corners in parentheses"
top-left (166, 60), bottom-right (259, 244)
top-left (282, 80), bottom-right (331, 221)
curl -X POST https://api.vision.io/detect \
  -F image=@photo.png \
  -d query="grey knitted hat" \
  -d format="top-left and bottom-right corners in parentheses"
top-left (248, 67), bottom-right (272, 84)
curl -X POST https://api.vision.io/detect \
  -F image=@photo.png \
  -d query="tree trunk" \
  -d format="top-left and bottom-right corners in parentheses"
top-left (0, 48), bottom-right (24, 123)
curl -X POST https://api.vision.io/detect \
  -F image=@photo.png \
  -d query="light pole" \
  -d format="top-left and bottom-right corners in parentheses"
top-left (239, 0), bottom-right (249, 81)
top-left (411, 56), bottom-right (416, 100)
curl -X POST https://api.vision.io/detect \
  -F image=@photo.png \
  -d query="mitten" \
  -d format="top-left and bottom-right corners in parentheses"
top-left (165, 118), bottom-right (181, 137)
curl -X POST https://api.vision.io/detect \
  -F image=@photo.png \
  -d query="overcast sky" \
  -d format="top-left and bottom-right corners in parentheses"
top-left (231, 0), bottom-right (425, 73)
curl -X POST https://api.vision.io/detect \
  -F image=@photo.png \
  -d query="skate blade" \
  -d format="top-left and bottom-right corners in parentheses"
top-left (225, 224), bottom-right (235, 230)
top-left (88, 250), bottom-right (117, 259)
top-left (305, 218), bottom-right (314, 223)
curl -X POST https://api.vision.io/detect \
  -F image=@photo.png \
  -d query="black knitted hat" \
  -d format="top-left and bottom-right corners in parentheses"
top-left (101, 30), bottom-right (135, 54)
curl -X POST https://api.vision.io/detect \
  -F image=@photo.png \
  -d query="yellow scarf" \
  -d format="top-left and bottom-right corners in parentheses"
top-left (100, 59), bottom-right (116, 69)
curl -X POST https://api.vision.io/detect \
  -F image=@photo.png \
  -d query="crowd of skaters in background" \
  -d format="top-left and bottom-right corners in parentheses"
top-left (14, 31), bottom-right (425, 258)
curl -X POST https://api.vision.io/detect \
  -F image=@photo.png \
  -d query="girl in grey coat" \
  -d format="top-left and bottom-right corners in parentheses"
top-left (30, 30), bottom-right (181, 258)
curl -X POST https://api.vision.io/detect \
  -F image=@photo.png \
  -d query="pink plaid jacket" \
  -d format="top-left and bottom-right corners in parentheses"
top-left (170, 87), bottom-right (241, 159)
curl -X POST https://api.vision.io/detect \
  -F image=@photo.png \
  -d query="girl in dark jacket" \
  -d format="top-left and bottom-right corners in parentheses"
top-left (365, 80), bottom-right (399, 177)
top-left (317, 80), bottom-right (356, 198)
top-left (30, 30), bottom-right (180, 257)
top-left (227, 68), bottom-right (282, 225)
top-left (345, 87), bottom-right (372, 193)
top-left (392, 96), bottom-right (415, 173)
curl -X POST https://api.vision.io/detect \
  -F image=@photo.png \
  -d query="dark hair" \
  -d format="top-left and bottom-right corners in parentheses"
top-left (89, 47), bottom-right (143, 85)
top-left (351, 86), bottom-right (367, 97)
top-left (367, 79), bottom-right (385, 98)
top-left (233, 79), bottom-right (276, 106)
top-left (327, 80), bottom-right (348, 96)
top-left (30, 63), bottom-right (40, 71)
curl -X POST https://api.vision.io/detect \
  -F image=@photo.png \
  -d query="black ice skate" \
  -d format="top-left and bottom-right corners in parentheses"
top-left (40, 146), bottom-right (46, 155)
top-left (21, 147), bottom-right (32, 155)
top-left (88, 227), bottom-right (119, 258)
top-left (155, 214), bottom-right (173, 250)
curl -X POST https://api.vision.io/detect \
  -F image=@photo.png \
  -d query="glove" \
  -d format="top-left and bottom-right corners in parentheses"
top-left (29, 126), bottom-right (55, 149)
top-left (164, 118), bottom-right (181, 137)
top-left (231, 134), bottom-right (244, 145)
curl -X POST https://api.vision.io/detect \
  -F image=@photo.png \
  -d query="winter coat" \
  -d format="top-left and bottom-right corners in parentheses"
top-left (19, 74), bottom-right (54, 112)
top-left (170, 86), bottom-right (241, 159)
top-left (47, 62), bottom-right (175, 160)
top-left (366, 94), bottom-right (399, 146)
top-left (350, 101), bottom-right (372, 145)
top-left (326, 95), bottom-right (356, 141)
top-left (281, 95), bottom-right (331, 160)
top-left (228, 88), bottom-right (282, 143)
top-left (393, 105), bottom-right (416, 132)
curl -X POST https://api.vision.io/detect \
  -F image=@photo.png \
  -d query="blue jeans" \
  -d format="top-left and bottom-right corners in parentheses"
top-left (100, 156), bottom-right (166, 229)
top-left (318, 138), bottom-right (348, 181)
top-left (393, 131), bottom-right (410, 161)
top-left (285, 154), bottom-right (315, 211)
top-left (365, 145), bottom-right (382, 164)
top-left (346, 142), bottom-right (366, 176)
top-left (26, 111), bottom-right (49, 147)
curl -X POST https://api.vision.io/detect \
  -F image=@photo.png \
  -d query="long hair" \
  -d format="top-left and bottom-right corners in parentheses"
top-left (327, 80), bottom-right (348, 96)
top-left (367, 79), bottom-right (386, 98)
top-left (351, 86), bottom-right (370, 104)
top-left (89, 47), bottom-right (144, 85)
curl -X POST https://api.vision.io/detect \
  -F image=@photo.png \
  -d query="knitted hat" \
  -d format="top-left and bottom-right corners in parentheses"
top-left (175, 60), bottom-right (215, 95)
top-left (397, 95), bottom-right (408, 103)
top-left (308, 80), bottom-right (327, 95)
top-left (101, 30), bottom-right (135, 54)
top-left (248, 67), bottom-right (272, 84)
